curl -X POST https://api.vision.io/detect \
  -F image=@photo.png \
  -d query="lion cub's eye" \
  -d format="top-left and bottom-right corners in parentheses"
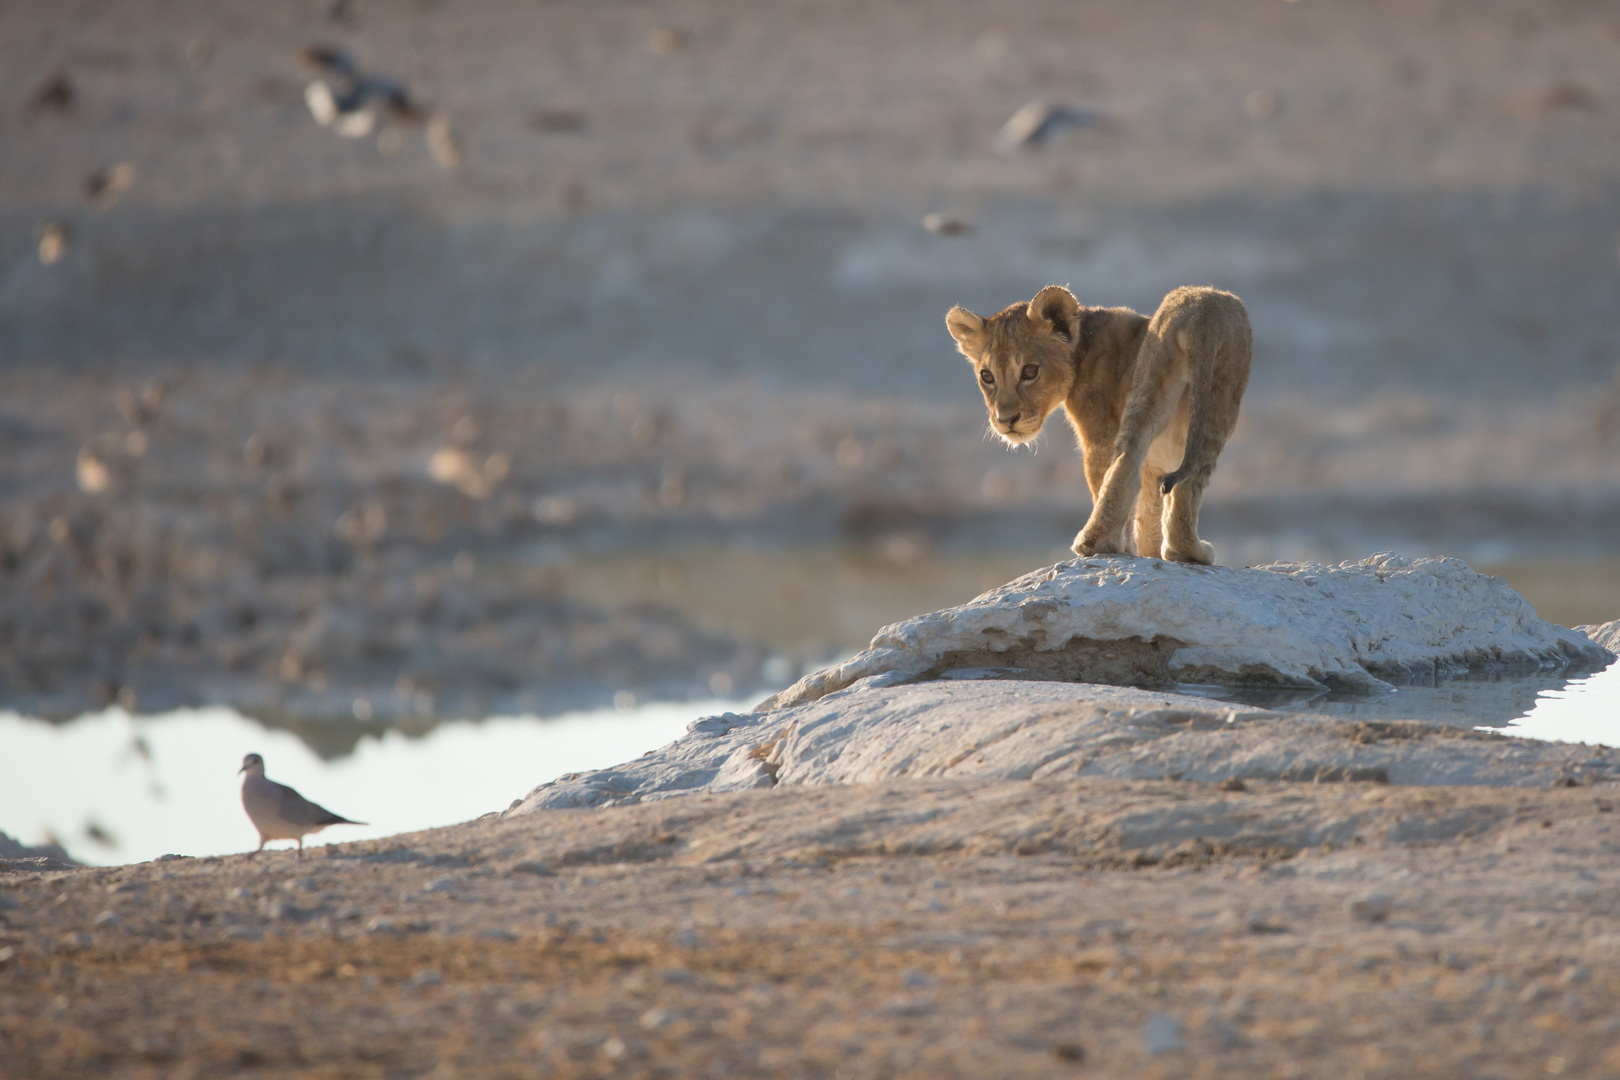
top-left (979, 369), bottom-right (994, 386)
top-left (1020, 364), bottom-right (1039, 381)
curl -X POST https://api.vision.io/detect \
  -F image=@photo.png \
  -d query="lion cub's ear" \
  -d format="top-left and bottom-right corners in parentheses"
top-left (1027, 285), bottom-right (1081, 347)
top-left (945, 306), bottom-right (986, 355)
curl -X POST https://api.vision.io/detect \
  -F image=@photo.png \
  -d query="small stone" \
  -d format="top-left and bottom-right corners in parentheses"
top-left (1348, 894), bottom-right (1393, 923)
top-left (510, 861), bottom-right (553, 877)
top-left (225, 926), bottom-right (263, 942)
top-left (92, 910), bottom-right (121, 928)
top-left (260, 900), bottom-right (307, 922)
top-left (1052, 1043), bottom-right (1086, 1062)
top-left (1145, 1011), bottom-right (1184, 1054)
top-left (407, 969), bottom-right (442, 988)
top-left (673, 928), bottom-right (700, 948)
top-left (885, 995), bottom-right (934, 1017)
top-left (902, 970), bottom-right (935, 989)
top-left (922, 213), bottom-right (973, 237)
top-left (1518, 981), bottom-right (1552, 1005)
top-left (365, 917), bottom-right (398, 934)
top-left (423, 877), bottom-right (456, 893)
top-left (0, 894), bottom-right (20, 911)
top-left (1218, 777), bottom-right (1248, 792)
top-left (480, 928), bottom-right (517, 942)
top-left (1243, 910), bottom-right (1289, 934)
top-left (600, 1035), bottom-right (628, 1059)
top-left (1560, 965), bottom-right (1590, 986)
top-left (639, 1006), bottom-right (677, 1029)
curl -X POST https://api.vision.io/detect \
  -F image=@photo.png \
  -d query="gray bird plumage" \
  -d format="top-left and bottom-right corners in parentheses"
top-left (238, 753), bottom-right (365, 856)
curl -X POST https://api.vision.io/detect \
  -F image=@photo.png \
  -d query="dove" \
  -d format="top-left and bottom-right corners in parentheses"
top-left (238, 753), bottom-right (365, 856)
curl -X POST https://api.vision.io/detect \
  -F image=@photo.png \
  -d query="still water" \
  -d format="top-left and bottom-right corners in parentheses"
top-left (0, 700), bottom-right (741, 867)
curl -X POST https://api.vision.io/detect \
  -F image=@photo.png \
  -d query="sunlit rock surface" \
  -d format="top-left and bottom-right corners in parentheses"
top-left (513, 678), bottom-right (1620, 812)
top-left (760, 553), bottom-right (1612, 710)
top-left (513, 554), bottom-right (1617, 813)
top-left (1579, 619), bottom-right (1620, 652)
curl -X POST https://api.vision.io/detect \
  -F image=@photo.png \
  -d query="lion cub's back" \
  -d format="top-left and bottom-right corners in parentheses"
top-left (1151, 286), bottom-right (1251, 364)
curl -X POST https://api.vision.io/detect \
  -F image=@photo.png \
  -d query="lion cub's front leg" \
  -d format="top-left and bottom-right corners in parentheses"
top-left (1073, 373), bottom-right (1177, 558)
top-left (1071, 451), bottom-right (1139, 556)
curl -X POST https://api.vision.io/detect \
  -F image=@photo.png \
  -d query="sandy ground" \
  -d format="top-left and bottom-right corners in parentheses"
top-left (5, 775), bottom-right (1620, 1079)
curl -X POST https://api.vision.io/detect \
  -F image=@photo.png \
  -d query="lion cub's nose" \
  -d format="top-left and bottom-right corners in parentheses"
top-left (999, 411), bottom-right (1021, 426)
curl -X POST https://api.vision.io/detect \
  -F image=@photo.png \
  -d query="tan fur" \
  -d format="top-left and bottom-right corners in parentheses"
top-left (945, 285), bottom-right (1251, 565)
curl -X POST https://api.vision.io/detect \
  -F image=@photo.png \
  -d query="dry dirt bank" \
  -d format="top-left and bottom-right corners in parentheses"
top-left (4, 775), bottom-right (1620, 1079)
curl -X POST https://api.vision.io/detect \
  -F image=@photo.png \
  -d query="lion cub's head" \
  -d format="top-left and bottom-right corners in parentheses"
top-left (945, 285), bottom-right (1080, 447)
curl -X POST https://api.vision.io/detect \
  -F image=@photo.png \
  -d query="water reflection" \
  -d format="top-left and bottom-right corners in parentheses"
top-left (0, 700), bottom-right (735, 867)
top-left (1190, 658), bottom-right (1620, 743)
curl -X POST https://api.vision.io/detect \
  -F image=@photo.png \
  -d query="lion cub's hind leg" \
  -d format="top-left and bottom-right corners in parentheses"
top-left (1162, 483), bottom-right (1216, 565)
top-left (1133, 436), bottom-right (1180, 559)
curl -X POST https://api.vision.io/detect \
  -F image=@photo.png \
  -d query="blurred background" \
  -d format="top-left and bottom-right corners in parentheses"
top-left (2, 0), bottom-right (1618, 860)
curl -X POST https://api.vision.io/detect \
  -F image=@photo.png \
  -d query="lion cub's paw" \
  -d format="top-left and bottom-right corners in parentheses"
top-left (1072, 530), bottom-right (1128, 558)
top-left (1162, 540), bottom-right (1216, 565)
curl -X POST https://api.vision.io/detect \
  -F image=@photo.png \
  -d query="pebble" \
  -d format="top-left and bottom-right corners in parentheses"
top-left (1246, 912), bottom-right (1289, 934)
top-left (1518, 981), bottom-right (1552, 1005)
top-left (885, 995), bottom-right (934, 1017)
top-left (639, 1006), bottom-right (677, 1029)
top-left (480, 928), bottom-right (517, 942)
top-left (901, 970), bottom-right (935, 989)
top-left (1348, 894), bottom-right (1393, 923)
top-left (366, 917), bottom-right (399, 934)
top-left (92, 910), bottom-right (122, 928)
top-left (0, 894), bottom-right (20, 910)
top-left (1146, 1011), bottom-right (1184, 1055)
top-left (423, 877), bottom-right (457, 893)
top-left (1560, 965), bottom-right (1589, 986)
top-left (407, 969), bottom-right (442, 988)
top-left (261, 900), bottom-right (308, 922)
top-left (921, 213), bottom-right (973, 237)
top-left (226, 926), bottom-right (264, 942)
top-left (673, 929), bottom-right (701, 948)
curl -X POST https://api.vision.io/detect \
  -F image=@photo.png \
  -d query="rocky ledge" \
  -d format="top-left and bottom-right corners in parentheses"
top-left (761, 553), bottom-right (1612, 708)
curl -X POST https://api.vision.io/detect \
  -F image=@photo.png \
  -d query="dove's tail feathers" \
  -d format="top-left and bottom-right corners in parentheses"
top-left (318, 811), bottom-right (366, 827)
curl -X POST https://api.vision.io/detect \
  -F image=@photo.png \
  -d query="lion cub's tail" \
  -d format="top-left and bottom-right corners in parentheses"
top-left (1157, 307), bottom-right (1247, 496)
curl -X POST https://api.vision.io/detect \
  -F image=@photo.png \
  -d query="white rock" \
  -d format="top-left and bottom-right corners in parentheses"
top-left (510, 554), bottom-right (1615, 813)
top-left (759, 554), bottom-right (1611, 711)
top-left (514, 677), bottom-right (1620, 812)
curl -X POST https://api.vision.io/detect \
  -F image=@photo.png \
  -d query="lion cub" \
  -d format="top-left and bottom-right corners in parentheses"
top-left (945, 285), bottom-right (1251, 564)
